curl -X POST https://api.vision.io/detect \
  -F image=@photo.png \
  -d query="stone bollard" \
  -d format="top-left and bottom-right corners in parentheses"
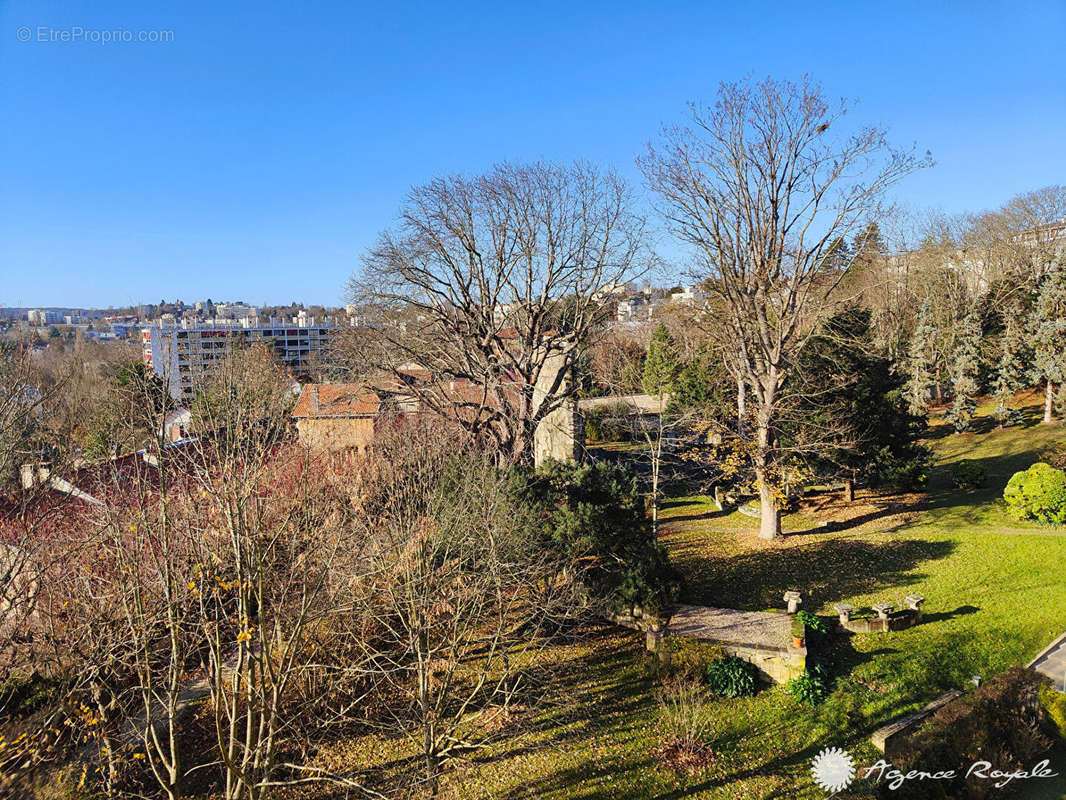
top-left (904, 595), bottom-right (925, 617)
top-left (784, 590), bottom-right (802, 615)
top-left (713, 485), bottom-right (724, 510)
top-left (872, 603), bottom-right (894, 620)
top-left (834, 603), bottom-right (854, 624)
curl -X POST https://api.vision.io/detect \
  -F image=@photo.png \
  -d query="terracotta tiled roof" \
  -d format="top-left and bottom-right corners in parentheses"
top-left (292, 385), bottom-right (381, 418)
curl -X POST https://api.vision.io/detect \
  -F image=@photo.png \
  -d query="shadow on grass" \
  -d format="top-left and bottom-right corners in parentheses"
top-left (673, 537), bottom-right (956, 610)
top-left (921, 605), bottom-right (979, 623)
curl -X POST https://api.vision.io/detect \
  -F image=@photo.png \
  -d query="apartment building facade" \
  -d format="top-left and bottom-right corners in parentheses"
top-left (142, 316), bottom-right (337, 400)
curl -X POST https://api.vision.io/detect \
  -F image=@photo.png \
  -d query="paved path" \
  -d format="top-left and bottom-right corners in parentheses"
top-left (1029, 633), bottom-right (1066, 691)
top-left (667, 604), bottom-right (791, 650)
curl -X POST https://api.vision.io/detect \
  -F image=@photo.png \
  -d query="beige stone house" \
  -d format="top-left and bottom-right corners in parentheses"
top-left (292, 384), bottom-right (383, 453)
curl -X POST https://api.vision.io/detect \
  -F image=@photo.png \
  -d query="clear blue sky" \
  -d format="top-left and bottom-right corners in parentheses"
top-left (1, 0), bottom-right (1063, 309)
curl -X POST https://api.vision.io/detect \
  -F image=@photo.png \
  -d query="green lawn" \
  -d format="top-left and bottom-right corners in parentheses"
top-left (307, 394), bottom-right (1066, 800)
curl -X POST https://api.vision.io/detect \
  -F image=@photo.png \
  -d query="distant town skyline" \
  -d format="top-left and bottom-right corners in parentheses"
top-left (3, 0), bottom-right (1064, 307)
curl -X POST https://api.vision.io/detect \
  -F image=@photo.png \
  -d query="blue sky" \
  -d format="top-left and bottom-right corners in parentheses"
top-left (1, 0), bottom-right (1063, 308)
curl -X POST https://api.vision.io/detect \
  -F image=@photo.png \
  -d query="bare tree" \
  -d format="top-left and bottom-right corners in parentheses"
top-left (348, 161), bottom-right (652, 464)
top-left (641, 76), bottom-right (927, 538)
top-left (352, 420), bottom-right (576, 797)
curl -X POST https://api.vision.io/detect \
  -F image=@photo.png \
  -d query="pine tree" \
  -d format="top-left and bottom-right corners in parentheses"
top-left (1029, 258), bottom-right (1066, 424)
top-left (905, 298), bottom-right (937, 415)
top-left (991, 311), bottom-right (1030, 426)
top-left (642, 323), bottom-right (680, 396)
top-left (946, 312), bottom-right (981, 433)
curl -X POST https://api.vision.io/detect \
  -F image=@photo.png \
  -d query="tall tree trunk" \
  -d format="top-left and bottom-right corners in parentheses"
top-left (757, 479), bottom-right (781, 539)
top-left (754, 412), bottom-right (780, 540)
top-left (736, 377), bottom-right (746, 435)
top-left (1045, 380), bottom-right (1055, 424)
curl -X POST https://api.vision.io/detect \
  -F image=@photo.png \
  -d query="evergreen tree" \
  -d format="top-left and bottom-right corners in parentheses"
top-left (791, 308), bottom-right (929, 490)
top-left (947, 312), bottom-right (981, 432)
top-left (905, 298), bottom-right (937, 415)
top-left (642, 323), bottom-right (680, 396)
top-left (820, 236), bottom-right (852, 274)
top-left (1029, 258), bottom-right (1066, 424)
top-left (991, 310), bottom-right (1030, 426)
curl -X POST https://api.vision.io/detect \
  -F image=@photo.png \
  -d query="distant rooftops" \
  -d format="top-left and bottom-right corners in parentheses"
top-left (292, 385), bottom-right (382, 418)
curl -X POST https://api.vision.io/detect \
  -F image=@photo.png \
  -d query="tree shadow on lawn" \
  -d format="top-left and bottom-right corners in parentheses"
top-left (921, 604), bottom-right (979, 623)
top-left (675, 537), bottom-right (956, 611)
top-left (925, 401), bottom-right (1046, 441)
top-left (473, 626), bottom-right (658, 767)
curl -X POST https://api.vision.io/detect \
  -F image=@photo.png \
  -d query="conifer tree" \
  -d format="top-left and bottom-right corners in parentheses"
top-left (642, 322), bottom-right (680, 396)
top-left (991, 311), bottom-right (1030, 426)
top-left (947, 312), bottom-right (981, 432)
top-left (1030, 258), bottom-right (1066, 424)
top-left (905, 298), bottom-right (937, 415)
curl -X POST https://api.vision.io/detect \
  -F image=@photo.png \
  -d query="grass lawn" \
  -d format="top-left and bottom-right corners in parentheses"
top-left (301, 391), bottom-right (1066, 800)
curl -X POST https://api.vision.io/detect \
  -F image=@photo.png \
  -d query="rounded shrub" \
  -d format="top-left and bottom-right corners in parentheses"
top-left (1003, 462), bottom-right (1066, 525)
top-left (950, 459), bottom-right (986, 491)
top-left (704, 655), bottom-right (758, 698)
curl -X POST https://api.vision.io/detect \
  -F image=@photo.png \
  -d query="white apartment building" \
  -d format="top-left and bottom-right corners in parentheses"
top-left (28, 309), bottom-right (62, 326)
top-left (142, 316), bottom-right (338, 400)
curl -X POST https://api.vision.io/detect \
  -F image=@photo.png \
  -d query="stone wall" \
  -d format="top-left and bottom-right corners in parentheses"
top-left (296, 417), bottom-right (375, 453)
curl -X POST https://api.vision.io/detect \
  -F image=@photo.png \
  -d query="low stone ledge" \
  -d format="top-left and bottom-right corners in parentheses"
top-left (871, 689), bottom-right (963, 757)
top-left (838, 606), bottom-right (922, 633)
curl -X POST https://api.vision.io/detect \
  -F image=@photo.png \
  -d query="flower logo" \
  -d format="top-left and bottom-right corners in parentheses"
top-left (810, 746), bottom-right (856, 794)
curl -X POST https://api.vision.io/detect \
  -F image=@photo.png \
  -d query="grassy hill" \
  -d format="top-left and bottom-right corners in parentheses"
top-left (298, 390), bottom-right (1066, 800)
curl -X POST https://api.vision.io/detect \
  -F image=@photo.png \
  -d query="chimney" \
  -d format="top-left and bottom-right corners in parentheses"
top-left (309, 385), bottom-right (320, 413)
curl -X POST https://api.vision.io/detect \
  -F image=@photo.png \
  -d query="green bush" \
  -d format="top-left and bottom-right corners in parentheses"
top-left (1003, 462), bottom-right (1066, 525)
top-left (704, 656), bottom-right (758, 698)
top-left (950, 459), bottom-right (986, 490)
top-left (582, 404), bottom-right (631, 442)
top-left (1041, 685), bottom-right (1066, 742)
top-left (794, 610), bottom-right (828, 635)
top-left (786, 669), bottom-right (829, 706)
top-left (875, 445), bottom-right (930, 492)
top-left (511, 459), bottom-right (681, 615)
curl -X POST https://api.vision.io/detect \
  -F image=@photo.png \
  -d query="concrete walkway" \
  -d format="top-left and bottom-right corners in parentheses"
top-left (1029, 632), bottom-right (1066, 691)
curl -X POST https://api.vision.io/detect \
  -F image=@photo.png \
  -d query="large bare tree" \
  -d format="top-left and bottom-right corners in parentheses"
top-left (641, 76), bottom-right (927, 538)
top-left (348, 161), bottom-right (651, 464)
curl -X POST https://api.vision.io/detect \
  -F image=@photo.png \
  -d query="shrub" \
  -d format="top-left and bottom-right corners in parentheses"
top-left (875, 445), bottom-right (930, 492)
top-left (655, 678), bottom-right (715, 774)
top-left (1041, 685), bottom-right (1066, 742)
top-left (704, 656), bottom-right (758, 698)
top-left (511, 459), bottom-right (681, 615)
top-left (1003, 462), bottom-right (1066, 525)
top-left (950, 459), bottom-right (986, 491)
top-left (786, 668), bottom-right (829, 706)
top-left (885, 667), bottom-right (1051, 800)
top-left (582, 404), bottom-right (631, 442)
top-left (794, 610), bottom-right (828, 635)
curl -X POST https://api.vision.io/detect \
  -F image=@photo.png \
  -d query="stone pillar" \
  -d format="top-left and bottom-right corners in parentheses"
top-left (533, 348), bottom-right (583, 466)
top-left (872, 603), bottom-right (894, 619)
top-left (904, 595), bottom-right (925, 619)
top-left (834, 603), bottom-right (854, 625)
top-left (784, 590), bottom-right (802, 615)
